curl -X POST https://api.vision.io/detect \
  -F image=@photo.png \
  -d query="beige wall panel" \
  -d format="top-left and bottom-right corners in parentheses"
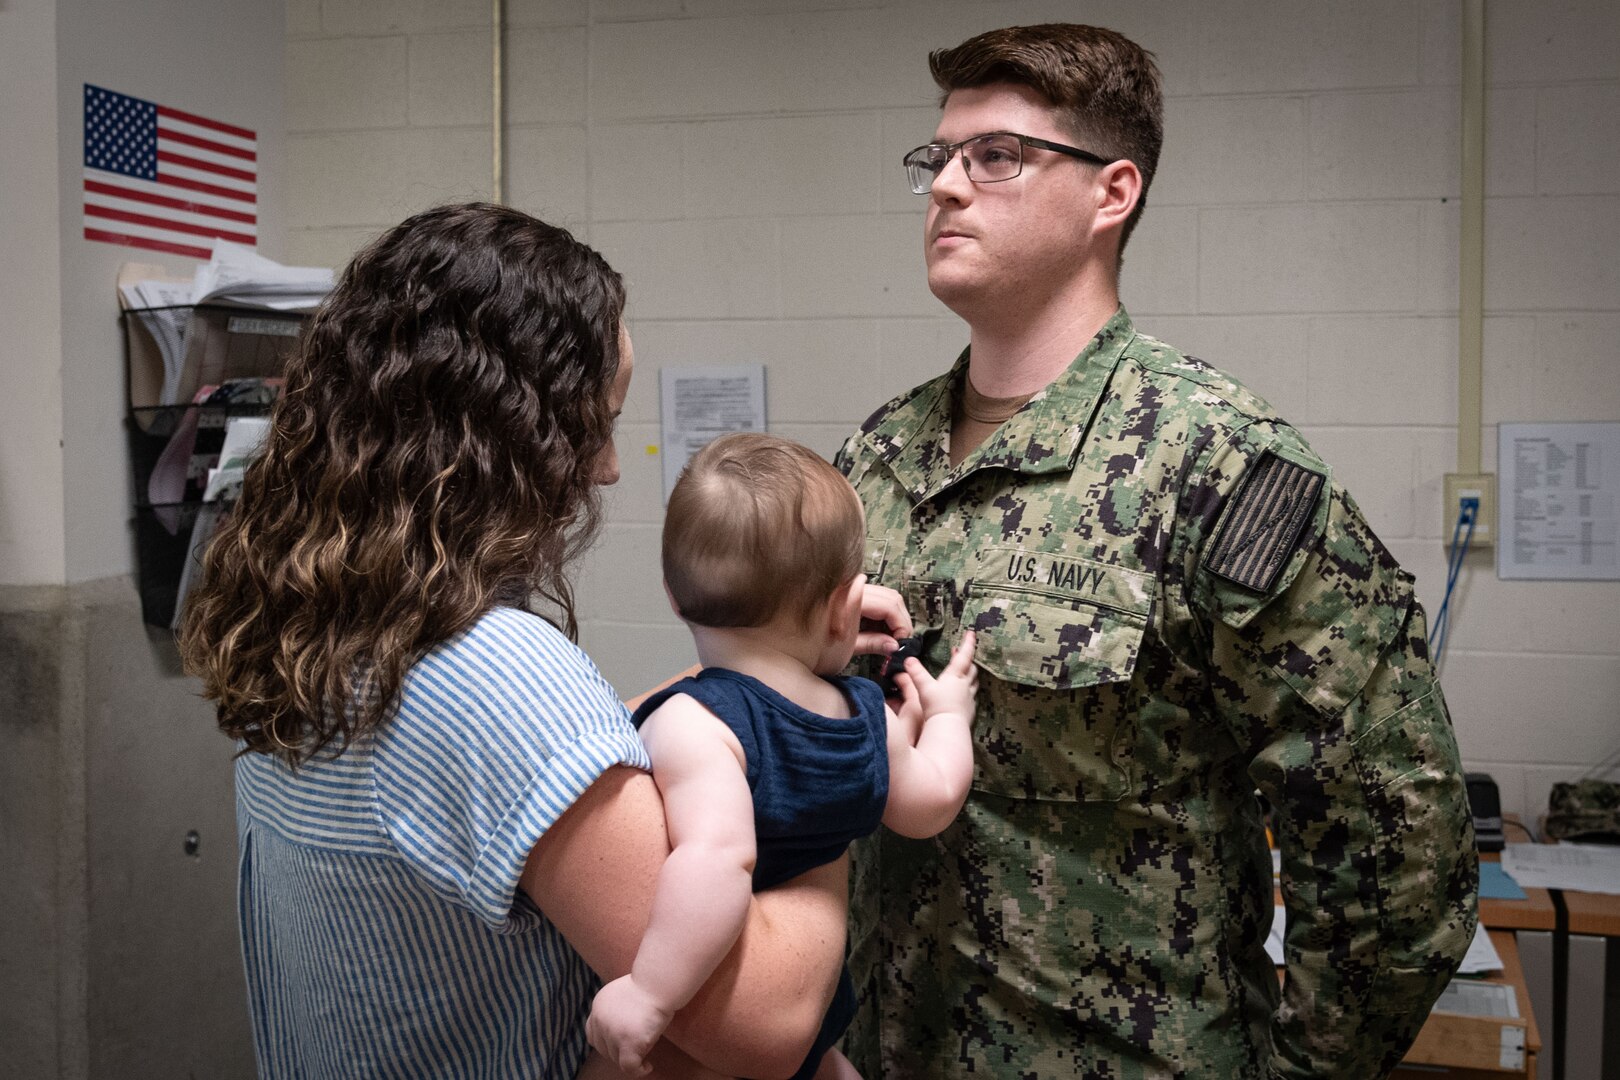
top-left (594, 217), bottom-right (782, 320)
top-left (1116, 205), bottom-right (1199, 317)
top-left (320, 0), bottom-right (489, 36)
top-left (1486, 196), bottom-right (1620, 311)
top-left (681, 114), bottom-right (883, 220)
top-left (1199, 202), bottom-right (1423, 314)
top-left (408, 31), bottom-right (493, 128)
top-left (1194, 0), bottom-right (1422, 94)
top-left (1297, 426), bottom-right (1419, 541)
top-left (289, 127), bottom-right (491, 227)
top-left (1536, 84), bottom-right (1620, 196)
top-left (505, 26), bottom-right (587, 127)
top-left (288, 36), bottom-right (408, 131)
top-left (505, 124), bottom-right (590, 229)
top-left (1307, 89), bottom-right (1459, 202)
top-left (1306, 315), bottom-right (1459, 426)
top-left (1154, 95), bottom-right (1308, 207)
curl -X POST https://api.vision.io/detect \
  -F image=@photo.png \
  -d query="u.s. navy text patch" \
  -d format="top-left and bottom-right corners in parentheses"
top-left (1205, 451), bottom-right (1325, 592)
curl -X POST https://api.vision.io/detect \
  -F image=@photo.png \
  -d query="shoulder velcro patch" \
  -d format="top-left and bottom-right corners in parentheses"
top-left (1204, 450), bottom-right (1325, 593)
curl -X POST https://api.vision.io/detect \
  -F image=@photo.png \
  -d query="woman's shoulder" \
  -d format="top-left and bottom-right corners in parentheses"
top-left (430, 605), bottom-right (599, 680)
top-left (399, 606), bottom-right (626, 733)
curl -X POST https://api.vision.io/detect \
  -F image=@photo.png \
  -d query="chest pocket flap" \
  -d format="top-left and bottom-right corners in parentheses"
top-left (959, 548), bottom-right (1153, 803)
top-left (964, 546), bottom-right (1152, 690)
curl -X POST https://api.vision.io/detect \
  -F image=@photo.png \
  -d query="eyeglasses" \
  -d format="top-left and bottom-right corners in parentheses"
top-left (902, 131), bottom-right (1112, 195)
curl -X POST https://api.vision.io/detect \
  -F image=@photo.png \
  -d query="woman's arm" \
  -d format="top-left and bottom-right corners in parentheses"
top-left (522, 765), bottom-right (847, 1080)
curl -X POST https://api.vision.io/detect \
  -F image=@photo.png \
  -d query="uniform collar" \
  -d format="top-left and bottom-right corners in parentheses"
top-left (860, 307), bottom-right (1138, 503)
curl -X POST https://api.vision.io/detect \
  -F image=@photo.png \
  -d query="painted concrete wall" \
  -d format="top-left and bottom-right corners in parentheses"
top-left (2, 0), bottom-right (283, 1075)
top-left (57, 0), bottom-right (290, 584)
top-left (285, 0), bottom-right (1620, 826)
top-left (0, 0), bottom-right (68, 587)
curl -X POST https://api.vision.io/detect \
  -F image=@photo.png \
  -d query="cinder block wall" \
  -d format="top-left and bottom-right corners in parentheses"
top-left (285, 0), bottom-right (1620, 824)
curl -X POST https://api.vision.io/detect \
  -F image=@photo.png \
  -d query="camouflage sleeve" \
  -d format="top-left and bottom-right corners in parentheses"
top-left (1182, 427), bottom-right (1479, 1079)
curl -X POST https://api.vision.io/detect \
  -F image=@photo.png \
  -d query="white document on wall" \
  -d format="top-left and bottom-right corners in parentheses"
top-left (1498, 422), bottom-right (1620, 580)
top-left (658, 365), bottom-right (767, 503)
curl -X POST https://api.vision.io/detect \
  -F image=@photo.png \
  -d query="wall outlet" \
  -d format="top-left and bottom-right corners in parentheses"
top-left (1443, 473), bottom-right (1496, 549)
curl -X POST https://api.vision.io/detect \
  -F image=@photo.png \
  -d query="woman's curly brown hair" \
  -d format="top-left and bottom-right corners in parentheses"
top-left (179, 202), bottom-right (625, 766)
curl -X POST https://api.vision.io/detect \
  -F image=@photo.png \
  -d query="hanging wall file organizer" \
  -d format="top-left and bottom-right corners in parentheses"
top-left (124, 303), bottom-right (308, 628)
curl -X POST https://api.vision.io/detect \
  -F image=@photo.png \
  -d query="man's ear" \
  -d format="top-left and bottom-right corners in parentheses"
top-left (1091, 158), bottom-right (1143, 239)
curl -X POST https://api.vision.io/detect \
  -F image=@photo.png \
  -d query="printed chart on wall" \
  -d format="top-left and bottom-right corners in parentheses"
top-left (1498, 421), bottom-right (1620, 580)
top-left (658, 365), bottom-right (767, 503)
top-left (82, 84), bottom-right (257, 260)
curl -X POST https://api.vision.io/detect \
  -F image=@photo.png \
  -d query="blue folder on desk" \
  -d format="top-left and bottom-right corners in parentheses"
top-left (1479, 861), bottom-right (1527, 901)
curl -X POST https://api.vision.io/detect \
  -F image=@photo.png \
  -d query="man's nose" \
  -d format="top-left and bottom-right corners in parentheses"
top-left (930, 151), bottom-right (973, 205)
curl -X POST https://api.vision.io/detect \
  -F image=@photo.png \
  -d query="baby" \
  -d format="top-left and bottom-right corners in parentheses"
top-left (586, 432), bottom-right (977, 1079)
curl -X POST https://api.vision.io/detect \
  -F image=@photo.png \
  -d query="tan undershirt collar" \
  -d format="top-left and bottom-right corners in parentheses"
top-left (949, 376), bottom-right (1036, 467)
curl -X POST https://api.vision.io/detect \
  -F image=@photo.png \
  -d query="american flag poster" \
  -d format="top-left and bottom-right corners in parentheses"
top-left (82, 84), bottom-right (257, 260)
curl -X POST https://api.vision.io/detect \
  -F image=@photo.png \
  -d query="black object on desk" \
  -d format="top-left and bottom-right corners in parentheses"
top-left (1467, 771), bottom-right (1506, 853)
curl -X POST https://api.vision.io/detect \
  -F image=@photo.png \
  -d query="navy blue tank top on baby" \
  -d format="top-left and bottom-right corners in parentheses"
top-left (632, 668), bottom-right (888, 1080)
top-left (630, 668), bottom-right (889, 890)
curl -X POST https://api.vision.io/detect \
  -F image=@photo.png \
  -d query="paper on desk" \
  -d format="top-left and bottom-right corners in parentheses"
top-left (1431, 979), bottom-right (1519, 1019)
top-left (1502, 842), bottom-right (1620, 895)
top-left (1456, 921), bottom-right (1503, 975)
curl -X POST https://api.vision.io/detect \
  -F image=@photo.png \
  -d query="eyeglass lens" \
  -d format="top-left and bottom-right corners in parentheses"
top-left (905, 134), bottom-right (1023, 194)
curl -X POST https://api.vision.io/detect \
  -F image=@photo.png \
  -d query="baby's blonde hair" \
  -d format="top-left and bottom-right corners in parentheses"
top-left (664, 433), bottom-right (865, 629)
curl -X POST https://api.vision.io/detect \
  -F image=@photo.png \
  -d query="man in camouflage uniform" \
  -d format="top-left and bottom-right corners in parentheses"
top-left (836, 24), bottom-right (1478, 1079)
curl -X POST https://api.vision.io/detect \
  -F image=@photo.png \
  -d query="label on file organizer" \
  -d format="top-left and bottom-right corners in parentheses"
top-left (227, 316), bottom-right (302, 337)
top-left (1500, 1025), bottom-right (1524, 1071)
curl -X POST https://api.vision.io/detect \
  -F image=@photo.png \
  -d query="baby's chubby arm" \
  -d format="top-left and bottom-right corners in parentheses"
top-left (586, 695), bottom-right (756, 1077)
top-left (881, 631), bottom-right (978, 839)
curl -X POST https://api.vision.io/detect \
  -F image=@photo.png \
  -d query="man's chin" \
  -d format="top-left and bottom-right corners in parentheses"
top-left (927, 267), bottom-right (988, 314)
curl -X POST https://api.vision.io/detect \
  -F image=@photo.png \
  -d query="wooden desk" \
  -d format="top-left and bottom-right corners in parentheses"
top-left (1475, 824), bottom-right (1620, 1080)
top-left (1392, 929), bottom-right (1542, 1079)
top-left (1562, 888), bottom-right (1620, 938)
top-left (1480, 850), bottom-right (1558, 932)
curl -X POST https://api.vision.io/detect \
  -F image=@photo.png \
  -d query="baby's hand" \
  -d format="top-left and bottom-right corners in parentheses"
top-left (586, 975), bottom-right (674, 1077)
top-left (902, 630), bottom-right (978, 722)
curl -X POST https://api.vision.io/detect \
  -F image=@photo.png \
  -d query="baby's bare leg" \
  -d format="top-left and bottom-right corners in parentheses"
top-left (810, 1047), bottom-right (862, 1080)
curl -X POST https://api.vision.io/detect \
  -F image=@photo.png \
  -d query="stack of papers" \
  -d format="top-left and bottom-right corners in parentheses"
top-left (120, 240), bottom-right (332, 405)
top-left (189, 239), bottom-right (332, 311)
top-left (1501, 842), bottom-right (1620, 895)
top-left (201, 415), bottom-right (272, 502)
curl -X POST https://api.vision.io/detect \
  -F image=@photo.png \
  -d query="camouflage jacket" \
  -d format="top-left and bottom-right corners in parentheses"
top-left (834, 309), bottom-right (1478, 1079)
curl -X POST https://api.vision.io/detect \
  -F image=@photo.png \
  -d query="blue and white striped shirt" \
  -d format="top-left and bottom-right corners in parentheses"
top-left (235, 607), bottom-right (650, 1079)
